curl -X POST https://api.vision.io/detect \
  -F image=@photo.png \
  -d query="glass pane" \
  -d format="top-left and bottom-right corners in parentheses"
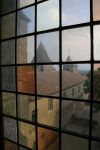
top-left (61, 100), bottom-right (90, 135)
top-left (92, 141), bottom-right (100, 150)
top-left (19, 122), bottom-right (36, 149)
top-left (17, 6), bottom-right (35, 36)
top-left (1, 40), bottom-right (15, 65)
top-left (37, 0), bottom-right (59, 31)
top-left (17, 36), bottom-right (34, 64)
top-left (62, 27), bottom-right (90, 61)
top-left (1, 13), bottom-right (15, 39)
top-left (4, 140), bottom-right (18, 150)
top-left (37, 97), bottom-right (59, 128)
top-left (94, 25), bottom-right (100, 60)
top-left (93, 0), bottom-right (100, 21)
top-left (1, 0), bottom-right (16, 15)
top-left (93, 64), bottom-right (100, 101)
top-left (37, 0), bottom-right (45, 2)
top-left (37, 65), bottom-right (59, 96)
top-left (18, 94), bottom-right (35, 121)
top-left (18, 0), bottom-right (35, 8)
top-left (2, 92), bottom-right (16, 116)
top-left (62, 64), bottom-right (91, 100)
top-left (62, 0), bottom-right (90, 26)
top-left (38, 127), bottom-right (59, 150)
top-left (62, 133), bottom-right (88, 150)
top-left (2, 67), bottom-right (16, 91)
top-left (19, 147), bottom-right (29, 150)
top-left (37, 32), bottom-right (59, 63)
top-left (17, 66), bottom-right (35, 94)
top-left (92, 103), bottom-right (100, 138)
top-left (3, 117), bottom-right (17, 142)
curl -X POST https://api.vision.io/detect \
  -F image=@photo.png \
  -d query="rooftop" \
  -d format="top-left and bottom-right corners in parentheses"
top-left (37, 71), bottom-right (87, 95)
top-left (31, 42), bottom-right (52, 63)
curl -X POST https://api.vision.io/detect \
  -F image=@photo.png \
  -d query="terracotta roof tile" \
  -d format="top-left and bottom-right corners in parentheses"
top-left (37, 71), bottom-right (87, 95)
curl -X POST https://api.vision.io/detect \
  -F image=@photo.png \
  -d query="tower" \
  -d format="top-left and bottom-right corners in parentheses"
top-left (31, 42), bottom-right (55, 72)
top-left (63, 55), bottom-right (78, 73)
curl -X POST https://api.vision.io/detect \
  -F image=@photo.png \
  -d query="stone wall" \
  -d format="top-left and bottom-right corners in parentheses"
top-left (62, 82), bottom-right (86, 99)
top-left (17, 66), bottom-right (35, 94)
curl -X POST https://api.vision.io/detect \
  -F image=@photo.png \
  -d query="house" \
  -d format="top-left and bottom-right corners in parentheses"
top-left (2, 3), bottom-right (90, 149)
top-left (17, 42), bottom-right (89, 149)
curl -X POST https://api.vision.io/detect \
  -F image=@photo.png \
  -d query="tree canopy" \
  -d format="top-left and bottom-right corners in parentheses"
top-left (93, 68), bottom-right (100, 100)
top-left (84, 71), bottom-right (91, 94)
top-left (93, 68), bottom-right (100, 111)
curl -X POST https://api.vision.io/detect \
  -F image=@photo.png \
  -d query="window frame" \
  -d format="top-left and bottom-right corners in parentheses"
top-left (0, 0), bottom-right (100, 150)
top-left (48, 98), bottom-right (53, 112)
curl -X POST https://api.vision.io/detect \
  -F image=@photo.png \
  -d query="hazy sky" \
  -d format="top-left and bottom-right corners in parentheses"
top-left (20, 0), bottom-right (100, 70)
top-left (37, 0), bottom-right (59, 31)
top-left (62, 0), bottom-right (90, 25)
top-left (62, 27), bottom-right (90, 61)
top-left (37, 32), bottom-right (59, 62)
top-left (78, 64), bottom-right (90, 71)
top-left (94, 25), bottom-right (100, 60)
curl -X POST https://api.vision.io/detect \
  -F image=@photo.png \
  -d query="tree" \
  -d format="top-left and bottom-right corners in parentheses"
top-left (93, 68), bottom-right (100, 100)
top-left (93, 68), bottom-right (100, 111)
top-left (84, 71), bottom-right (91, 94)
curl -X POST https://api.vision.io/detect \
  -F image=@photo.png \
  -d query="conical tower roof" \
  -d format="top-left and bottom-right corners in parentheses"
top-left (66, 55), bottom-right (72, 62)
top-left (31, 42), bottom-right (52, 63)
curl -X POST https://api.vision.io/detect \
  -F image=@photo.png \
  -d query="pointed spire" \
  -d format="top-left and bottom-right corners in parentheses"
top-left (66, 49), bottom-right (72, 62)
top-left (31, 42), bottom-right (52, 63)
top-left (38, 41), bottom-right (45, 49)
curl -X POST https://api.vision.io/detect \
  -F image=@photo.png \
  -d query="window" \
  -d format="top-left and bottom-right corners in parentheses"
top-left (48, 99), bottom-right (53, 111)
top-left (78, 86), bottom-right (80, 93)
top-left (0, 0), bottom-right (100, 150)
top-left (62, 92), bottom-right (66, 97)
top-left (32, 110), bottom-right (36, 122)
top-left (72, 88), bottom-right (74, 97)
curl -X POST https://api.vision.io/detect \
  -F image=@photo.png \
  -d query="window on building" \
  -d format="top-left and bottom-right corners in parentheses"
top-left (48, 99), bottom-right (53, 111)
top-left (62, 92), bottom-right (66, 97)
top-left (32, 110), bottom-right (36, 122)
top-left (0, 0), bottom-right (100, 150)
top-left (72, 88), bottom-right (74, 97)
top-left (78, 86), bottom-right (80, 93)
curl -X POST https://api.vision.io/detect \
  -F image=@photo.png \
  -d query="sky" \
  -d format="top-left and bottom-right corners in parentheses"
top-left (37, 0), bottom-right (59, 31)
top-left (94, 25), bottom-right (100, 60)
top-left (62, 0), bottom-right (90, 26)
top-left (20, 0), bottom-right (100, 70)
top-left (37, 32), bottom-right (59, 62)
top-left (62, 27), bottom-right (90, 61)
top-left (78, 64), bottom-right (90, 71)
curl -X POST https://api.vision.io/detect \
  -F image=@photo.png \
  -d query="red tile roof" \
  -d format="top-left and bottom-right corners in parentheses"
top-left (37, 71), bottom-right (87, 95)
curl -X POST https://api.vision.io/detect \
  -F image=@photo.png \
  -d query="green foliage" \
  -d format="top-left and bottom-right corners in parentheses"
top-left (93, 103), bottom-right (100, 112)
top-left (84, 71), bottom-right (91, 94)
top-left (93, 68), bottom-right (100, 100)
top-left (93, 68), bottom-right (100, 111)
top-left (84, 68), bottom-right (100, 112)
